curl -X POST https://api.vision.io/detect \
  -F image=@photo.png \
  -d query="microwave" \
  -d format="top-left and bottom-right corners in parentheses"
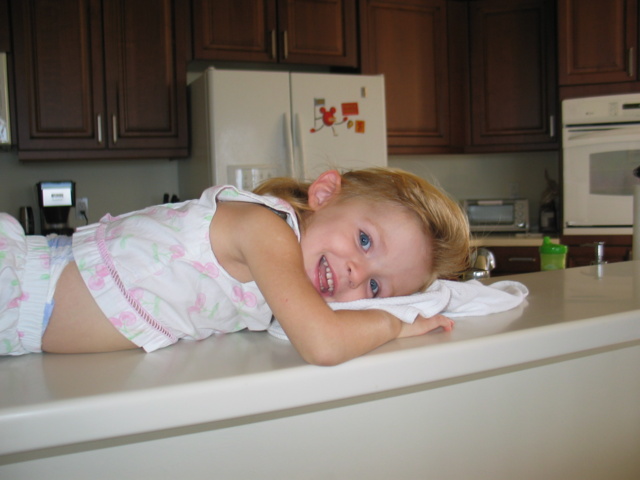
top-left (463, 199), bottom-right (529, 233)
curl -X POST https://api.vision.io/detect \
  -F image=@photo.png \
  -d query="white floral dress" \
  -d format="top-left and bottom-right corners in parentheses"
top-left (0, 186), bottom-right (299, 355)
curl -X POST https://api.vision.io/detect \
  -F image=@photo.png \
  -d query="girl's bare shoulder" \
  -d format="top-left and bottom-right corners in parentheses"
top-left (210, 201), bottom-right (300, 281)
top-left (214, 200), bottom-right (296, 237)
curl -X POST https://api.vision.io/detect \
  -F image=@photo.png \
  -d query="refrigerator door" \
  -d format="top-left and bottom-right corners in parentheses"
top-left (179, 68), bottom-right (292, 200)
top-left (290, 73), bottom-right (387, 181)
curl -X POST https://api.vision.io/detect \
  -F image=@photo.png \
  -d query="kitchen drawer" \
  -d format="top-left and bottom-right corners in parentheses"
top-left (566, 246), bottom-right (632, 268)
top-left (490, 246), bottom-right (540, 276)
top-left (561, 235), bottom-right (632, 268)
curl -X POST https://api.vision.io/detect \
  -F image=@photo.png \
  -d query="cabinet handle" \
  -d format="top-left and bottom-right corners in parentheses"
top-left (112, 115), bottom-right (118, 144)
top-left (97, 114), bottom-right (103, 144)
top-left (628, 47), bottom-right (635, 77)
top-left (283, 30), bottom-right (288, 59)
top-left (508, 257), bottom-right (537, 262)
top-left (270, 30), bottom-right (276, 59)
top-left (549, 114), bottom-right (555, 138)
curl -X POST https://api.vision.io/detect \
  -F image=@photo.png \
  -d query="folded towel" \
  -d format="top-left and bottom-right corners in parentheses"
top-left (267, 279), bottom-right (529, 341)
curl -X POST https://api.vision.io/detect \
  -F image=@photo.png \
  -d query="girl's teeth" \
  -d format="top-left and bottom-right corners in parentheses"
top-left (321, 256), bottom-right (334, 293)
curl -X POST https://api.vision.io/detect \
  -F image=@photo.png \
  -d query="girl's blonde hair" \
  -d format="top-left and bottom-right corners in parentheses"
top-left (254, 167), bottom-right (470, 288)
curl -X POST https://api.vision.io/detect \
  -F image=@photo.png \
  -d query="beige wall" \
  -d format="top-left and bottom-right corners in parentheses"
top-left (1, 148), bottom-right (559, 233)
top-left (0, 150), bottom-right (180, 232)
top-left (390, 150), bottom-right (560, 230)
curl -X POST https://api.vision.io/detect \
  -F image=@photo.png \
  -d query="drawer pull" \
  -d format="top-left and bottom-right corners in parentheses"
top-left (508, 257), bottom-right (536, 262)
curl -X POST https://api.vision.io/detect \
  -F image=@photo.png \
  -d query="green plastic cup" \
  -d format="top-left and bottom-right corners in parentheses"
top-left (539, 236), bottom-right (568, 271)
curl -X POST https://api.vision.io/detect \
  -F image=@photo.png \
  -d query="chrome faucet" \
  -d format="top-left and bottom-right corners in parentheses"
top-left (591, 241), bottom-right (606, 265)
top-left (462, 247), bottom-right (496, 280)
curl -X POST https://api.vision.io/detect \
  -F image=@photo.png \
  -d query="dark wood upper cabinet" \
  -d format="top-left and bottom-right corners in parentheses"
top-left (192, 0), bottom-right (277, 63)
top-left (0, 0), bottom-right (10, 51)
top-left (11, 0), bottom-right (188, 160)
top-left (192, 0), bottom-right (358, 68)
top-left (468, 0), bottom-right (557, 149)
top-left (558, 0), bottom-right (638, 86)
top-left (360, 0), bottom-right (456, 154)
top-left (360, 0), bottom-right (556, 154)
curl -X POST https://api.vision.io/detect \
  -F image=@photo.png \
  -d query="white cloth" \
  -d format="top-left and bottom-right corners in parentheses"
top-left (267, 279), bottom-right (528, 341)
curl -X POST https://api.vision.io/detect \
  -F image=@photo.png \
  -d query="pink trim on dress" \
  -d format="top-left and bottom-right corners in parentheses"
top-left (95, 223), bottom-right (177, 342)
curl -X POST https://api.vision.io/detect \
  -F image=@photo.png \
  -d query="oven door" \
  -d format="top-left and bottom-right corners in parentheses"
top-left (563, 123), bottom-right (640, 235)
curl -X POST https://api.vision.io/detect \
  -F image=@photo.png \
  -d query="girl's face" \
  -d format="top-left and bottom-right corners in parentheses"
top-left (300, 197), bottom-right (431, 303)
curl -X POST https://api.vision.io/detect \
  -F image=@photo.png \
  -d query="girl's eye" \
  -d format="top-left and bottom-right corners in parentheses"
top-left (359, 231), bottom-right (372, 251)
top-left (370, 279), bottom-right (380, 297)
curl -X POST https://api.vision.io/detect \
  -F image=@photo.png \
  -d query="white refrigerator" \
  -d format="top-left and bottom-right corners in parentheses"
top-left (178, 67), bottom-right (387, 200)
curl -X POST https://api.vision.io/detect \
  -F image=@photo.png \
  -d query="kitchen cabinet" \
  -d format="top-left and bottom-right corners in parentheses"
top-left (3, 262), bottom-right (640, 480)
top-left (467, 0), bottom-right (557, 151)
top-left (192, 0), bottom-right (358, 68)
top-left (565, 246), bottom-right (631, 268)
top-left (0, 0), bottom-right (9, 51)
top-left (558, 0), bottom-right (638, 87)
top-left (489, 246), bottom-right (540, 276)
top-left (561, 235), bottom-right (633, 268)
top-left (11, 0), bottom-right (188, 160)
top-left (359, 0), bottom-right (460, 154)
top-left (359, 0), bottom-right (557, 154)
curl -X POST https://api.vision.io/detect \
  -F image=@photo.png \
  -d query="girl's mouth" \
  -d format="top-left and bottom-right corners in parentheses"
top-left (318, 255), bottom-right (335, 296)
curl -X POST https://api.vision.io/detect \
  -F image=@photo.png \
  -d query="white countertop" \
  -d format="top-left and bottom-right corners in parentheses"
top-left (2, 261), bottom-right (640, 457)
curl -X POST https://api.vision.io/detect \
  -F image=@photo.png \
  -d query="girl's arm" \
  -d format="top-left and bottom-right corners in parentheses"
top-left (211, 202), bottom-right (451, 366)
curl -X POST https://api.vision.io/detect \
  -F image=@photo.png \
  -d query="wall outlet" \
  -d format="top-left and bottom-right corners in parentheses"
top-left (227, 165), bottom-right (280, 190)
top-left (76, 197), bottom-right (89, 220)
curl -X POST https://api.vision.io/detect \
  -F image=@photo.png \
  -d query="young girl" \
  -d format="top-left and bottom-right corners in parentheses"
top-left (0, 167), bottom-right (470, 365)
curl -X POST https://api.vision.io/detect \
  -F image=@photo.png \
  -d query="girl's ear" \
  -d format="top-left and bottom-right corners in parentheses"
top-left (308, 170), bottom-right (342, 210)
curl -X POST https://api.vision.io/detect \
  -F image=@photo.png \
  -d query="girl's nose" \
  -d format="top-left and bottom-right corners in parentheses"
top-left (347, 261), bottom-right (368, 289)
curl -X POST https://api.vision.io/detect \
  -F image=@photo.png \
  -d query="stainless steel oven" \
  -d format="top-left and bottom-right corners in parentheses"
top-left (562, 93), bottom-right (640, 235)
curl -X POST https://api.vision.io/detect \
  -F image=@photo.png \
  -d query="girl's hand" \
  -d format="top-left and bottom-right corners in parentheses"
top-left (398, 314), bottom-right (454, 338)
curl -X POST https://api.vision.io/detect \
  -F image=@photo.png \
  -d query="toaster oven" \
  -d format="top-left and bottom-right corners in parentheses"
top-left (463, 198), bottom-right (530, 233)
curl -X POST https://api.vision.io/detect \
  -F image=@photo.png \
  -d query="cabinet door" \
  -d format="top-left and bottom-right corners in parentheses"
top-left (490, 246), bottom-right (540, 276)
top-left (566, 247), bottom-right (631, 268)
top-left (561, 235), bottom-right (633, 267)
top-left (11, 0), bottom-right (106, 152)
top-left (468, 0), bottom-right (557, 149)
top-left (558, 0), bottom-right (638, 86)
top-left (360, 0), bottom-right (451, 153)
top-left (102, 0), bottom-right (188, 152)
top-left (0, 0), bottom-right (10, 51)
top-left (279, 0), bottom-right (357, 66)
top-left (11, 0), bottom-right (188, 159)
top-left (192, 0), bottom-right (278, 62)
top-left (192, 0), bottom-right (357, 67)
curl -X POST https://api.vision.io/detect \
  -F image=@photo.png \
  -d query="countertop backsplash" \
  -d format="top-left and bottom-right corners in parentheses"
top-left (0, 150), bottom-right (181, 233)
top-left (1, 149), bottom-right (559, 235)
top-left (390, 150), bottom-right (560, 233)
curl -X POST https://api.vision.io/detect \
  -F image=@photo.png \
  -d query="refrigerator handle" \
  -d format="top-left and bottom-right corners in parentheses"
top-left (283, 112), bottom-right (296, 178)
top-left (294, 113), bottom-right (307, 180)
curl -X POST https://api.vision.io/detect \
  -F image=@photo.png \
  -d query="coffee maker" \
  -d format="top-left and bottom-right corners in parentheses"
top-left (36, 181), bottom-right (75, 235)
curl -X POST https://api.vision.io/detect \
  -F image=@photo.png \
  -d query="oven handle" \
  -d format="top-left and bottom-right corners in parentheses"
top-left (564, 124), bottom-right (640, 147)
